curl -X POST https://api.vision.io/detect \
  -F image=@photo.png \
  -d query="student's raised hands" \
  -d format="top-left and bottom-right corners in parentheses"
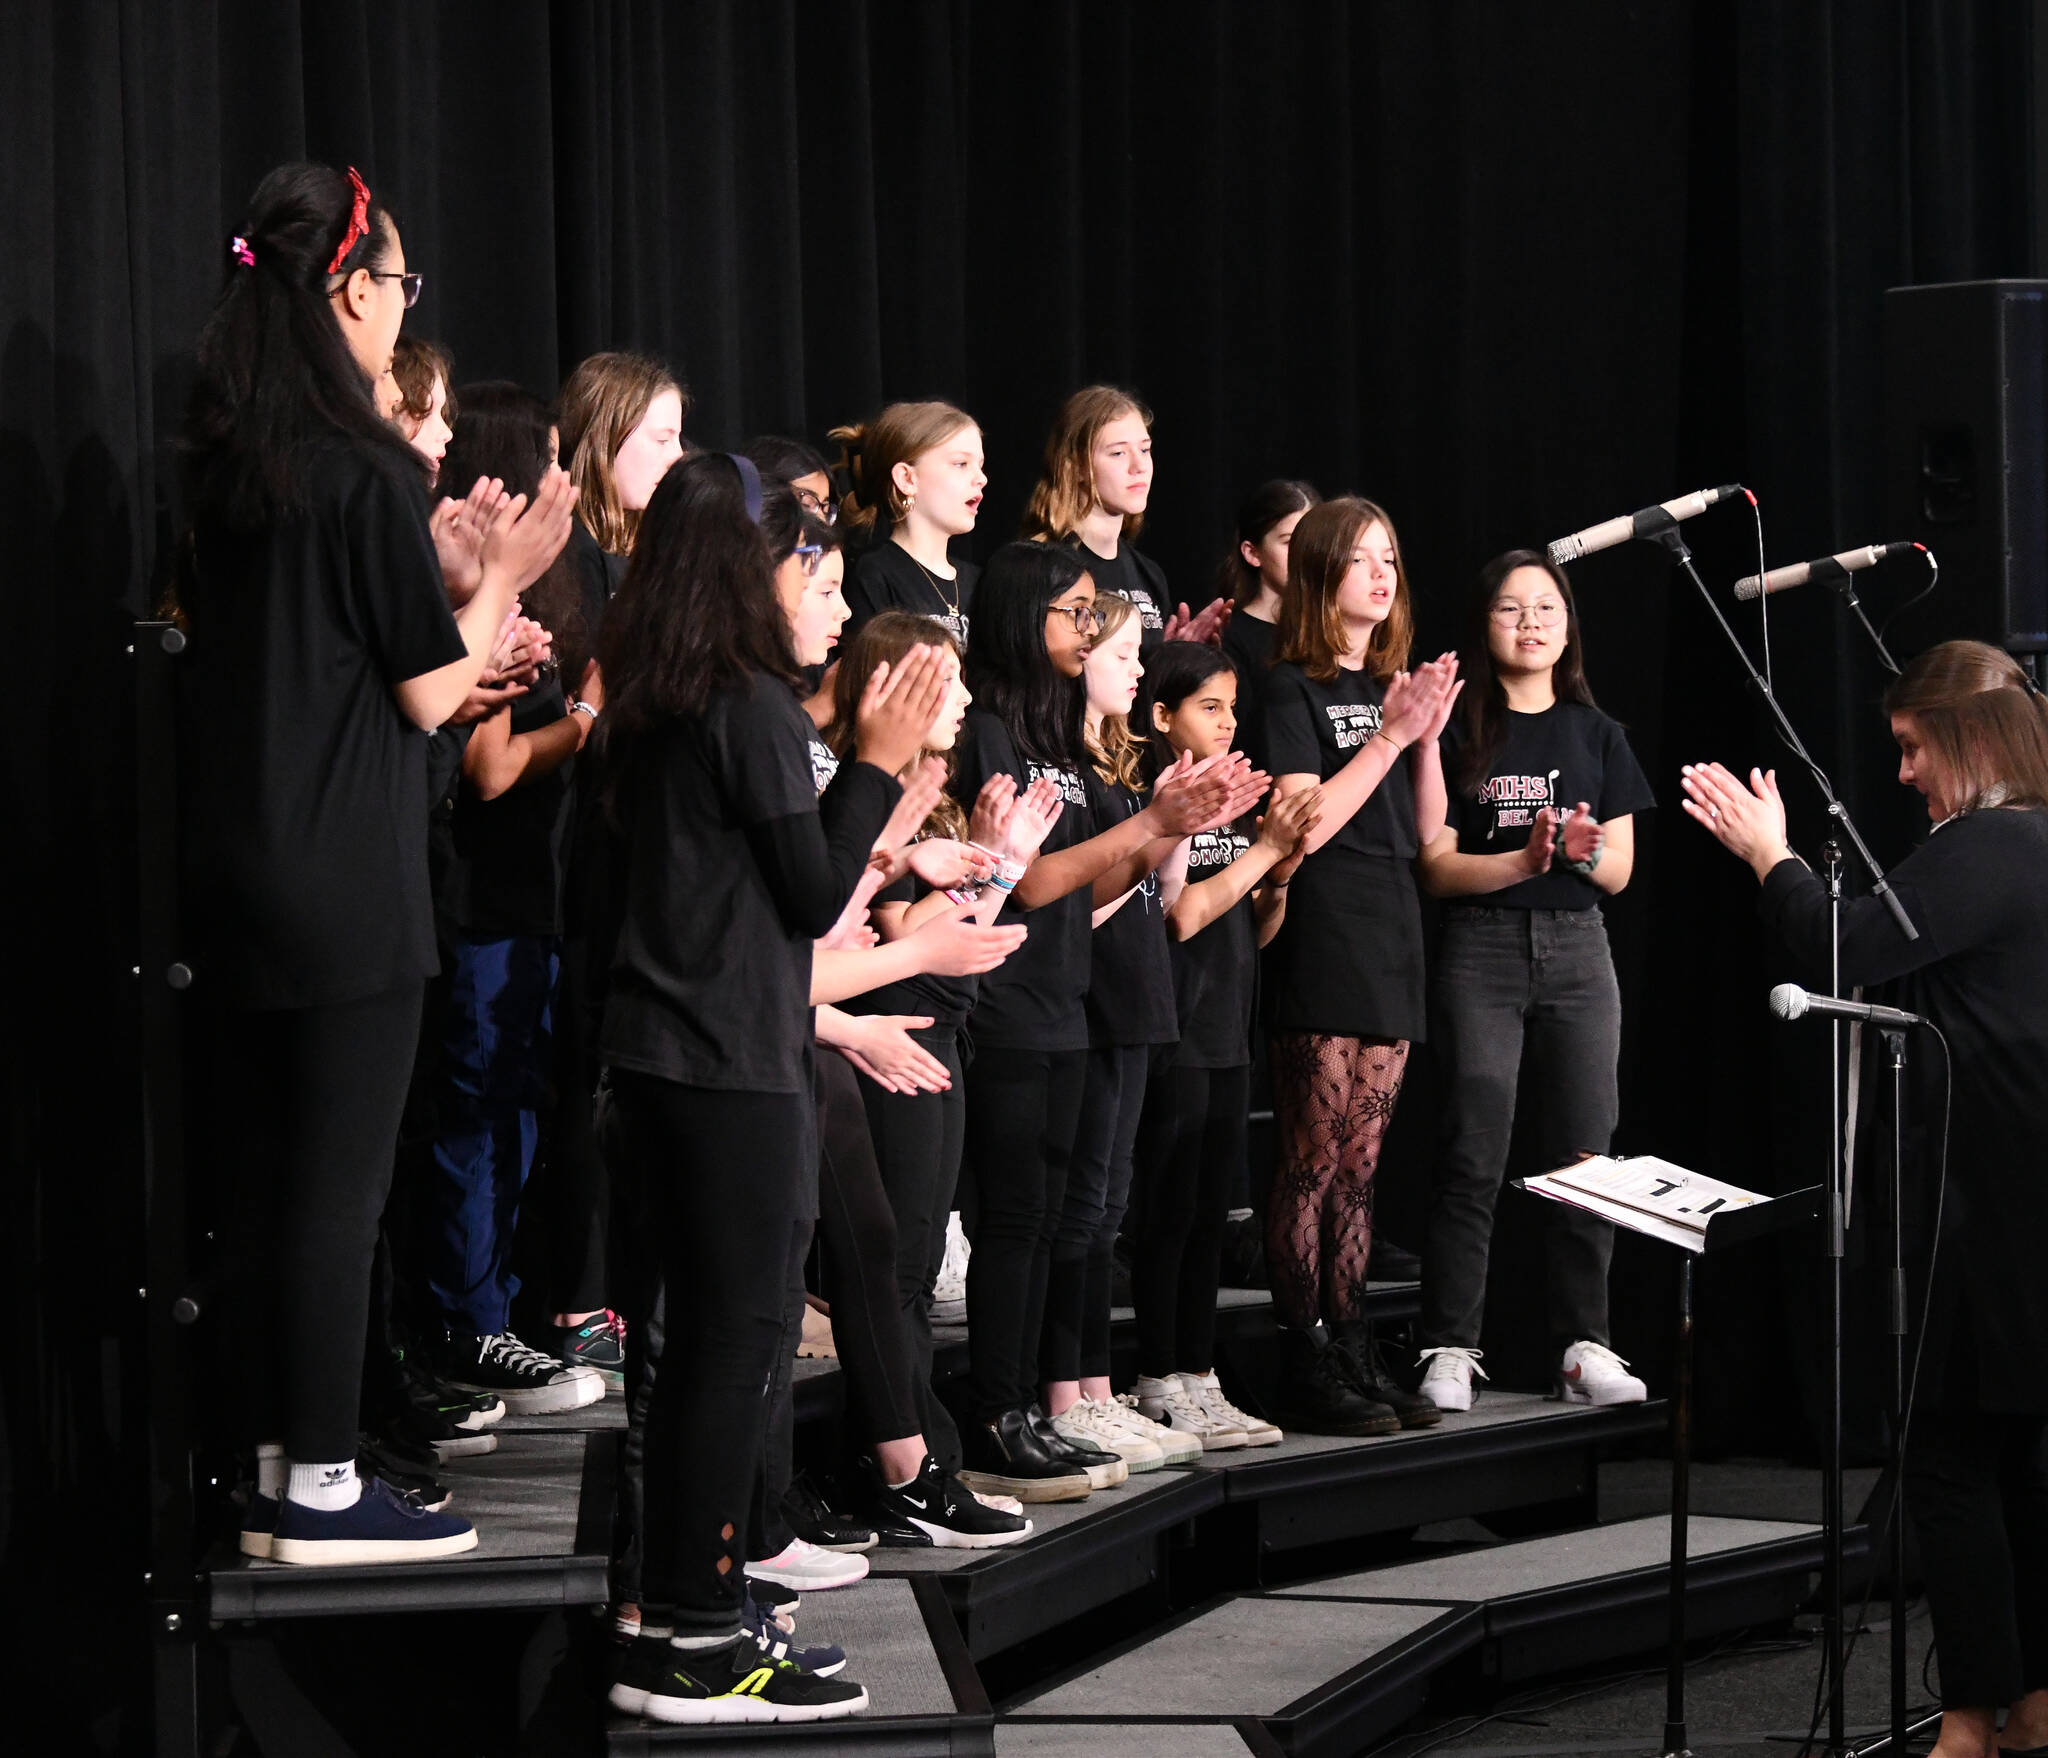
top-left (875, 757), bottom-right (947, 859)
top-left (1162, 596), bottom-right (1233, 646)
top-left (967, 773), bottom-right (1019, 850)
top-left (907, 839), bottom-right (997, 892)
top-left (1518, 806), bottom-right (1561, 876)
top-left (855, 643), bottom-right (951, 777)
top-left (996, 775), bottom-right (1065, 864)
top-left (1379, 653), bottom-right (1461, 749)
top-left (1259, 783), bottom-right (1323, 883)
top-left (1149, 749), bottom-right (1266, 837)
top-left (430, 474), bottom-right (508, 601)
top-left (1558, 802), bottom-right (1602, 867)
top-left (817, 859), bottom-right (891, 951)
top-left (481, 464), bottom-right (578, 594)
top-left (907, 901), bottom-right (1028, 975)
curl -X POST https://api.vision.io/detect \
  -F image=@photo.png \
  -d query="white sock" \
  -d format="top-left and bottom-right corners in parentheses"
top-left (671, 1632), bottom-right (739, 1651)
top-left (286, 1458), bottom-right (360, 1511)
top-left (256, 1442), bottom-right (287, 1499)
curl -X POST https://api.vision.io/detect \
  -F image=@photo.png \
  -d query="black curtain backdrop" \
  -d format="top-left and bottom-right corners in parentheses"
top-left (1, 3), bottom-right (2035, 1742)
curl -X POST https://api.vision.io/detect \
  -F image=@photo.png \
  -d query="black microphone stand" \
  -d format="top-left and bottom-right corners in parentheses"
top-left (1641, 517), bottom-right (1919, 1758)
top-left (1827, 576), bottom-right (1901, 676)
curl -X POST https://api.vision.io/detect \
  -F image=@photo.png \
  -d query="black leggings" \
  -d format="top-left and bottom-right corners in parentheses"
top-left (207, 985), bottom-right (423, 1463)
top-left (608, 1072), bottom-right (811, 1638)
top-left (540, 933), bottom-right (609, 1315)
top-left (1131, 1062), bottom-right (1248, 1378)
top-left (1044, 1044), bottom-right (1154, 1384)
top-left (960, 1045), bottom-right (1088, 1420)
top-left (816, 1050), bottom-right (923, 1446)
top-left (856, 1027), bottom-right (966, 1460)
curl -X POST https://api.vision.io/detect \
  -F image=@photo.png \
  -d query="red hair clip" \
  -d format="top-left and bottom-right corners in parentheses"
top-left (230, 236), bottom-right (255, 267)
top-left (326, 166), bottom-right (371, 275)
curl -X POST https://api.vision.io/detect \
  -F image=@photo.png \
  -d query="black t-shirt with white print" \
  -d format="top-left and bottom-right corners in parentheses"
top-left (844, 541), bottom-right (977, 650)
top-left (1441, 701), bottom-right (1655, 910)
top-left (1172, 819), bottom-right (1258, 1069)
top-left (950, 707), bottom-right (1093, 1051)
top-left (1069, 538), bottom-right (1168, 654)
top-left (1262, 662), bottom-right (1419, 860)
top-left (807, 730), bottom-right (841, 795)
top-left (1083, 769), bottom-right (1178, 1049)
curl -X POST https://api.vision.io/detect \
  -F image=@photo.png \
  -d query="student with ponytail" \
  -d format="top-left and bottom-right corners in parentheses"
top-left (831, 401), bottom-right (986, 648)
top-left (182, 162), bottom-right (574, 1565)
top-left (1218, 479), bottom-right (1321, 774)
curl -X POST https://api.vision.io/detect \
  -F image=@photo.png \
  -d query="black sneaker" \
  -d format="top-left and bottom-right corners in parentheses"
top-left (1271, 1325), bottom-right (1401, 1436)
top-left (864, 1453), bottom-right (1031, 1550)
top-left (1329, 1320), bottom-right (1443, 1429)
top-left (358, 1432), bottom-right (453, 1511)
top-left (621, 1634), bottom-right (869, 1725)
top-left (374, 1348), bottom-right (503, 1460)
top-left (957, 1409), bottom-right (1092, 1503)
top-left (432, 1329), bottom-right (605, 1416)
top-left (551, 1310), bottom-right (626, 1391)
top-left (782, 1473), bottom-right (878, 1553)
top-left (1025, 1403), bottom-right (1126, 1488)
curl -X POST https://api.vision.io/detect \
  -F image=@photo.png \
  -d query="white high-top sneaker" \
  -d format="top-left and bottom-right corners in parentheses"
top-left (1133, 1372), bottom-right (1246, 1450)
top-left (1559, 1340), bottom-right (1646, 1405)
top-left (1417, 1346), bottom-right (1487, 1413)
top-left (1052, 1398), bottom-right (1164, 1470)
top-left (1184, 1372), bottom-right (1282, 1447)
top-left (1108, 1394), bottom-right (1204, 1466)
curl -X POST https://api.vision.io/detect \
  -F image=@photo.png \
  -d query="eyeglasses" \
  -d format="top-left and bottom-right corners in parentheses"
top-left (792, 542), bottom-right (825, 577)
top-left (1049, 602), bottom-right (1104, 635)
top-left (364, 271), bottom-right (425, 307)
top-left (1490, 600), bottom-right (1567, 628)
top-left (795, 487), bottom-right (839, 524)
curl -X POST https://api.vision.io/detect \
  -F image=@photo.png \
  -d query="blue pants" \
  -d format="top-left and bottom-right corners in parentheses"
top-left (425, 933), bottom-right (559, 1337)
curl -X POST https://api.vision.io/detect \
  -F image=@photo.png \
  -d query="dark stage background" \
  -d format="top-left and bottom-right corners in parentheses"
top-left (1, 3), bottom-right (2039, 1742)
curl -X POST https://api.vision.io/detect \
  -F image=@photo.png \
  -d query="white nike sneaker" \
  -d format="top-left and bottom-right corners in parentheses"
top-left (1559, 1340), bottom-right (1647, 1405)
top-left (1417, 1346), bottom-right (1487, 1413)
top-left (1184, 1372), bottom-right (1282, 1447)
top-left (1110, 1394), bottom-right (1204, 1466)
top-left (1052, 1398), bottom-right (1164, 1471)
top-left (1133, 1372), bottom-right (1246, 1450)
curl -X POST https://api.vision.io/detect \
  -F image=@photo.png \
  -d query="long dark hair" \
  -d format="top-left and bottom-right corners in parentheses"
top-left (1135, 640), bottom-right (1240, 784)
top-left (1220, 479), bottom-right (1320, 609)
top-left (1450, 548), bottom-right (1597, 794)
top-left (964, 540), bottom-right (1090, 768)
top-left (183, 162), bottom-right (420, 529)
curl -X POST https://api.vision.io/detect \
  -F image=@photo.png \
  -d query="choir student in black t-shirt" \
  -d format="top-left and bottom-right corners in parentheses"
top-left (948, 544), bottom-right (1252, 1502)
top-left (596, 454), bottom-right (948, 1723)
top-left (1260, 497), bottom-right (1462, 1434)
top-left (831, 401), bottom-right (986, 649)
top-left (559, 351), bottom-right (688, 563)
top-left (1019, 385), bottom-right (1229, 652)
top-left (1217, 480), bottom-right (1321, 776)
top-left (1414, 550), bottom-right (1654, 1415)
top-left (182, 162), bottom-right (575, 1566)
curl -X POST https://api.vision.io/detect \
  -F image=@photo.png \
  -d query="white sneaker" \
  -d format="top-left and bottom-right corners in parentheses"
top-left (1417, 1346), bottom-right (1487, 1413)
top-left (931, 1213), bottom-right (969, 1313)
top-left (744, 1537), bottom-right (870, 1591)
top-left (1134, 1373), bottom-right (1246, 1450)
top-left (1185, 1372), bottom-right (1281, 1447)
top-left (1111, 1394), bottom-right (1204, 1466)
top-left (1052, 1399), bottom-right (1164, 1471)
top-left (1560, 1340), bottom-right (1646, 1405)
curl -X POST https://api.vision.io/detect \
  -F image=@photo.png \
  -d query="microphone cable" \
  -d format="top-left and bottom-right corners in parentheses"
top-left (1875, 542), bottom-right (1940, 649)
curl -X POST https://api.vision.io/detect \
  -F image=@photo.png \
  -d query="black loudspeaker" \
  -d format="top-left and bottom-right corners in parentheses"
top-left (1883, 279), bottom-right (2048, 653)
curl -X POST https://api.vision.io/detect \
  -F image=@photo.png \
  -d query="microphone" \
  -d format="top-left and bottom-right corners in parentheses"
top-left (1734, 542), bottom-right (1917, 602)
top-left (1546, 485), bottom-right (1746, 566)
top-left (1769, 983), bottom-right (1924, 1030)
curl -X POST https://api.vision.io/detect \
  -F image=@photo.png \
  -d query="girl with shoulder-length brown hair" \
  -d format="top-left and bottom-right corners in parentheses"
top-left (1683, 639), bottom-right (2048, 1758)
top-left (557, 351), bottom-right (688, 557)
top-left (1257, 493), bottom-right (1463, 1434)
top-left (830, 402), bottom-right (987, 649)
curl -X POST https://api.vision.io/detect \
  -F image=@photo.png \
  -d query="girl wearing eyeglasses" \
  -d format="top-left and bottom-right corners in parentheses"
top-left (1412, 548), bottom-right (1654, 1415)
top-left (947, 544), bottom-right (1251, 1503)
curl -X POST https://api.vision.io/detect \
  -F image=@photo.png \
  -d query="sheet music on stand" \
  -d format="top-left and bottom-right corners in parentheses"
top-left (1521, 1155), bottom-right (1770, 1254)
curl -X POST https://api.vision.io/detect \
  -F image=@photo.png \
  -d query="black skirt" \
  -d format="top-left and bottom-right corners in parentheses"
top-left (1264, 851), bottom-right (1426, 1041)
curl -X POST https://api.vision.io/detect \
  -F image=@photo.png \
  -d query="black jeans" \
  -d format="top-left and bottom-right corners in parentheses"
top-left (817, 1050), bottom-right (923, 1446)
top-left (960, 1044), bottom-right (1088, 1419)
top-left (608, 1071), bottom-right (811, 1637)
top-left (1131, 1062), bottom-right (1247, 1378)
top-left (541, 932), bottom-right (609, 1315)
top-left (857, 1026), bottom-right (966, 1462)
top-left (1421, 908), bottom-right (1620, 1352)
top-left (207, 985), bottom-right (424, 1464)
top-left (1043, 1045), bottom-right (1155, 1384)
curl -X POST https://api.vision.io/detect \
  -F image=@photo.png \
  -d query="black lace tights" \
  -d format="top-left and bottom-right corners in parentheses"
top-left (1266, 1033), bottom-right (1410, 1331)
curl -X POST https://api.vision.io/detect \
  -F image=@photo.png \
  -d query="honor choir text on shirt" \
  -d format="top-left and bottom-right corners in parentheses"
top-left (1325, 700), bottom-right (1383, 750)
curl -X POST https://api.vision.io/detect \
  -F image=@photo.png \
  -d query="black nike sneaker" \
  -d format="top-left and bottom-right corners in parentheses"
top-left (781, 1472), bottom-right (879, 1553)
top-left (609, 1633), bottom-right (868, 1724)
top-left (863, 1452), bottom-right (1031, 1550)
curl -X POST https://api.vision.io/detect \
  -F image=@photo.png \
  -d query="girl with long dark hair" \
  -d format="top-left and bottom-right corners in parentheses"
top-left (1260, 497), bottom-right (1460, 1434)
top-left (1413, 550), bottom-right (1654, 1414)
top-left (948, 542), bottom-right (1256, 1501)
top-left (597, 452), bottom-right (944, 1724)
top-left (182, 162), bottom-right (573, 1565)
top-left (1684, 642), bottom-right (2048, 1758)
top-left (1218, 479), bottom-right (1321, 774)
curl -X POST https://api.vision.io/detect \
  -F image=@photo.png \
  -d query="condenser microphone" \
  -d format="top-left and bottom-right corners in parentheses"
top-left (1734, 542), bottom-right (1917, 602)
top-left (1546, 485), bottom-right (1746, 567)
top-left (1769, 983), bottom-right (1924, 1029)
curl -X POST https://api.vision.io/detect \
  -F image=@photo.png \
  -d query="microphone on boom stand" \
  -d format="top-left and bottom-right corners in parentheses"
top-left (1733, 542), bottom-right (1936, 676)
top-left (1545, 485), bottom-right (1748, 566)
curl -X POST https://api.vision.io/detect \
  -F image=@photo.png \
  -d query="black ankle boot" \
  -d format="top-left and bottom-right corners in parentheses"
top-left (1273, 1325), bottom-right (1400, 1436)
top-left (956, 1409), bottom-right (1093, 1503)
top-left (1329, 1320), bottom-right (1442, 1429)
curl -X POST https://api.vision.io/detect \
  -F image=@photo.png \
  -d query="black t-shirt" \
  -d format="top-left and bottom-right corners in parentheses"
top-left (1263, 662), bottom-right (1418, 860)
top-left (602, 671), bottom-right (830, 1092)
top-left (950, 708), bottom-right (1093, 1051)
top-left (181, 438), bottom-right (467, 1010)
top-left (1173, 820), bottom-right (1258, 1068)
top-left (807, 731), bottom-right (842, 795)
top-left (1082, 770), bottom-right (1178, 1048)
top-left (1441, 702), bottom-right (1656, 910)
top-left (844, 542), bottom-right (977, 649)
top-left (1069, 538), bottom-right (1168, 653)
top-left (446, 675), bottom-right (577, 936)
top-left (845, 873), bottom-right (979, 1032)
top-left (1219, 611), bottom-right (1279, 774)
